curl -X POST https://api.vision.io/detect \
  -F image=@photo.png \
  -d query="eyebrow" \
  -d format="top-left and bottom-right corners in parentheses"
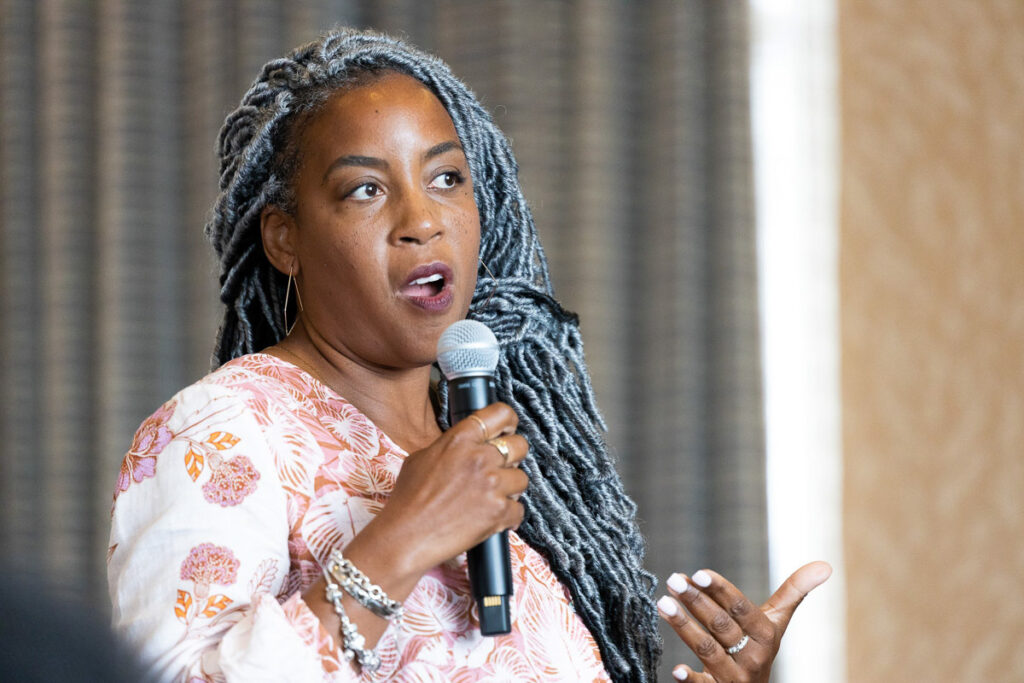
top-left (320, 140), bottom-right (464, 184)
top-left (424, 140), bottom-right (463, 160)
top-left (322, 155), bottom-right (387, 183)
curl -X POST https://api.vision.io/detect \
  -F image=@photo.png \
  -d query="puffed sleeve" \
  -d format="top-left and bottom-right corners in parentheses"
top-left (107, 381), bottom-right (359, 682)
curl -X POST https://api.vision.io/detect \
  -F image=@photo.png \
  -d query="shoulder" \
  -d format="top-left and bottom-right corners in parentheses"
top-left (195, 352), bottom-right (306, 406)
top-left (138, 353), bottom-right (307, 430)
top-left (115, 354), bottom-right (306, 502)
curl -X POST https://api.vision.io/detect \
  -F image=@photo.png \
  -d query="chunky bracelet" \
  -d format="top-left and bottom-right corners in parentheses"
top-left (323, 573), bottom-right (382, 673)
top-left (325, 549), bottom-right (405, 623)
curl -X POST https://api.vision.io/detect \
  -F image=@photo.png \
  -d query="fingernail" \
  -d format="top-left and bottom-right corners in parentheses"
top-left (672, 666), bottom-right (688, 680)
top-left (692, 570), bottom-right (712, 588)
top-left (667, 573), bottom-right (688, 594)
top-left (657, 595), bottom-right (678, 617)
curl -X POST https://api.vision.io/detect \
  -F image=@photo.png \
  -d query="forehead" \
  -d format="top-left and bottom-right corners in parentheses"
top-left (296, 73), bottom-right (460, 160)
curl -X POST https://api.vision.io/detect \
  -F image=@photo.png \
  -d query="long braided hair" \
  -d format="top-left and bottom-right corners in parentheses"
top-left (206, 27), bottom-right (661, 681)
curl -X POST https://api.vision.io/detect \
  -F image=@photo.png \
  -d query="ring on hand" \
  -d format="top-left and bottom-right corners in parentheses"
top-left (488, 437), bottom-right (511, 466)
top-left (467, 415), bottom-right (489, 441)
top-left (726, 634), bottom-right (750, 655)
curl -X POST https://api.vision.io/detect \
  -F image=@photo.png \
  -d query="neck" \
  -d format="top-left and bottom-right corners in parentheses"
top-left (268, 323), bottom-right (442, 453)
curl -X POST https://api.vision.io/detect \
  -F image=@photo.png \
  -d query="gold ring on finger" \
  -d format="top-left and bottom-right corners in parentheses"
top-left (467, 415), bottom-right (489, 441)
top-left (488, 437), bottom-right (511, 466)
top-left (726, 634), bottom-right (749, 655)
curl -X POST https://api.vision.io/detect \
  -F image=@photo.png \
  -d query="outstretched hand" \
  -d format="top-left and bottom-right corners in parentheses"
top-left (657, 561), bottom-right (832, 682)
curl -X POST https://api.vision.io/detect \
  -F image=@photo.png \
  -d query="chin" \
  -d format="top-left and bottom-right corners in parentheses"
top-left (399, 336), bottom-right (447, 369)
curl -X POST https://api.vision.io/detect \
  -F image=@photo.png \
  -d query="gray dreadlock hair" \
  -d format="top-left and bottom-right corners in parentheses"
top-left (206, 27), bottom-right (662, 681)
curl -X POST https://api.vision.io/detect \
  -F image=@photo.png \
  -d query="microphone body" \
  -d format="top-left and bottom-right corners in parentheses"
top-left (437, 320), bottom-right (513, 636)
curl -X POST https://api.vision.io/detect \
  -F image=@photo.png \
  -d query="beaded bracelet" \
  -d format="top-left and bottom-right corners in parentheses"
top-left (325, 549), bottom-right (405, 622)
top-left (323, 575), bottom-right (382, 673)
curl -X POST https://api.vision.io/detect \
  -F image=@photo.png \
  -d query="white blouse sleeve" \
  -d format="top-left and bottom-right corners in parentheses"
top-left (107, 381), bottom-right (357, 682)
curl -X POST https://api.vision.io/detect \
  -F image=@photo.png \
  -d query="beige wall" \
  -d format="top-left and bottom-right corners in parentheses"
top-left (840, 1), bottom-right (1024, 680)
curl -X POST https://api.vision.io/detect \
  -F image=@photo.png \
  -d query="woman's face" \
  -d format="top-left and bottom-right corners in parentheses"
top-left (285, 72), bottom-right (481, 370)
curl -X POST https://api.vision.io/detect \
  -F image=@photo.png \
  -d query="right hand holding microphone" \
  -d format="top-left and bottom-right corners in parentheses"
top-left (306, 403), bottom-right (528, 659)
top-left (352, 320), bottom-right (522, 636)
top-left (378, 402), bottom-right (529, 574)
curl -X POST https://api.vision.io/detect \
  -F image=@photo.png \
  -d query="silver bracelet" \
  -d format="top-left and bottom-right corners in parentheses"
top-left (323, 573), bottom-right (382, 673)
top-left (325, 549), bottom-right (405, 623)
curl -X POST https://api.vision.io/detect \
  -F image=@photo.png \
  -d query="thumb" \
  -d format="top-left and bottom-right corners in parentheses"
top-left (761, 560), bottom-right (832, 634)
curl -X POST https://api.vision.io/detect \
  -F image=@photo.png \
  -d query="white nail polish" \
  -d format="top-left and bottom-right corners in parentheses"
top-left (657, 595), bottom-right (678, 617)
top-left (673, 667), bottom-right (688, 680)
top-left (667, 573), bottom-right (688, 594)
top-left (692, 570), bottom-right (712, 588)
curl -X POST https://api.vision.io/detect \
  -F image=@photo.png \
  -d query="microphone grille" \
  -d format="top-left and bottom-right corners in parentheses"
top-left (437, 320), bottom-right (500, 379)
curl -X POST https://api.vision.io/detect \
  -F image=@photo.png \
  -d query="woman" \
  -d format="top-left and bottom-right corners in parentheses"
top-left (108, 27), bottom-right (828, 682)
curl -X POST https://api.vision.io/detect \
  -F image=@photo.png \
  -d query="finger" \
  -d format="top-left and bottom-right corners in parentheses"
top-left (508, 497), bottom-right (525, 529)
top-left (761, 561), bottom-right (832, 633)
top-left (495, 466), bottom-right (529, 498)
top-left (676, 570), bottom-right (775, 648)
top-left (457, 403), bottom-right (518, 442)
top-left (477, 468), bottom-right (528, 536)
top-left (488, 434), bottom-right (529, 467)
top-left (657, 594), bottom-right (743, 680)
top-left (668, 664), bottom-right (714, 682)
top-left (669, 572), bottom-right (770, 667)
top-left (497, 484), bottom-right (526, 530)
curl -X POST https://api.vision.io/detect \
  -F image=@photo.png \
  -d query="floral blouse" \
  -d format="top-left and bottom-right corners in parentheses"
top-left (108, 353), bottom-right (610, 682)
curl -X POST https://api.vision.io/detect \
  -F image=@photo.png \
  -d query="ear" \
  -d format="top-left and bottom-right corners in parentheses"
top-left (261, 204), bottom-right (298, 276)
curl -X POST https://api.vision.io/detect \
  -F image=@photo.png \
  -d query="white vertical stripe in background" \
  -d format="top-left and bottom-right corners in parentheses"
top-left (751, 1), bottom-right (846, 682)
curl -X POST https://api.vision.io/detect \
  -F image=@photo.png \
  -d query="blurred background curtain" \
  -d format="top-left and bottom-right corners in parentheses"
top-left (0, 0), bottom-right (764, 673)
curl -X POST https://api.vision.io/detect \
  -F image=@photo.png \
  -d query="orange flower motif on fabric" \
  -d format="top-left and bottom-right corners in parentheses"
top-left (115, 400), bottom-right (175, 498)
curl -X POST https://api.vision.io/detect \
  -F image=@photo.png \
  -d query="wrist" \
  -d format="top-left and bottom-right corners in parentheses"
top-left (341, 514), bottom-right (430, 599)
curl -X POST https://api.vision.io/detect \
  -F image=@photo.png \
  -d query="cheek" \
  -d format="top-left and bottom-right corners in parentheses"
top-left (303, 209), bottom-right (379, 267)
top-left (464, 216), bottom-right (482, 250)
top-left (302, 236), bottom-right (387, 305)
top-left (454, 200), bottom-right (482, 251)
top-left (459, 222), bottom-right (482, 277)
top-left (459, 214), bottom-right (482, 296)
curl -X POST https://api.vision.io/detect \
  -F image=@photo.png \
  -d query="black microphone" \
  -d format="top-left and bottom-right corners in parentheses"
top-left (437, 319), bottom-right (513, 636)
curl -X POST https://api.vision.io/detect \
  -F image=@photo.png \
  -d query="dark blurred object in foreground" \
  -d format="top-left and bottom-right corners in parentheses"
top-left (0, 566), bottom-right (146, 682)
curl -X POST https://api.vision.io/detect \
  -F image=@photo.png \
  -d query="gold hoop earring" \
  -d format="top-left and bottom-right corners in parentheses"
top-left (294, 273), bottom-right (304, 313)
top-left (284, 265), bottom-right (303, 335)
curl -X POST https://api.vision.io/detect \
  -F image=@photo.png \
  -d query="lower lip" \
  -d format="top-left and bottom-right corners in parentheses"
top-left (402, 284), bottom-right (455, 312)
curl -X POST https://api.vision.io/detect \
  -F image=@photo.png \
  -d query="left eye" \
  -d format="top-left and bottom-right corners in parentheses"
top-left (430, 171), bottom-right (462, 189)
top-left (349, 182), bottom-right (382, 200)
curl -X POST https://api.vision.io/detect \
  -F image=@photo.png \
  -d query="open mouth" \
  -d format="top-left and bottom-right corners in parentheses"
top-left (400, 262), bottom-right (454, 311)
top-left (404, 272), bottom-right (446, 298)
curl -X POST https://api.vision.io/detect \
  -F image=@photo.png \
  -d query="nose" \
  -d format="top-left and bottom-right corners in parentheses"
top-left (393, 186), bottom-right (442, 245)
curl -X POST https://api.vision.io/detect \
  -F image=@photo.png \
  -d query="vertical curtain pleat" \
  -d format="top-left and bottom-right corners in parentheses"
top-left (1, 0), bottom-right (43, 572)
top-left (703, 2), bottom-right (767, 594)
top-left (237, 0), bottom-right (288, 80)
top-left (1, 2), bottom-right (765, 677)
top-left (626, 3), bottom-right (768, 669)
top-left (93, 0), bottom-right (186, 600)
top-left (561, 0), bottom-right (631, 444)
top-left (181, 1), bottom-right (235, 377)
top-left (39, 0), bottom-right (97, 598)
top-left (632, 2), bottom-right (715, 667)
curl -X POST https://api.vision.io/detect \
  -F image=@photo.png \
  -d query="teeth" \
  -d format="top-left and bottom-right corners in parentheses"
top-left (410, 273), bottom-right (444, 286)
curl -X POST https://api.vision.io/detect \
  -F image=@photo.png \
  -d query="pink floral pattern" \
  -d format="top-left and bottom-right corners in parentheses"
top-left (109, 353), bottom-right (609, 682)
top-left (174, 543), bottom-right (239, 630)
top-left (202, 454), bottom-right (260, 506)
top-left (115, 400), bottom-right (175, 498)
top-left (180, 542), bottom-right (240, 586)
